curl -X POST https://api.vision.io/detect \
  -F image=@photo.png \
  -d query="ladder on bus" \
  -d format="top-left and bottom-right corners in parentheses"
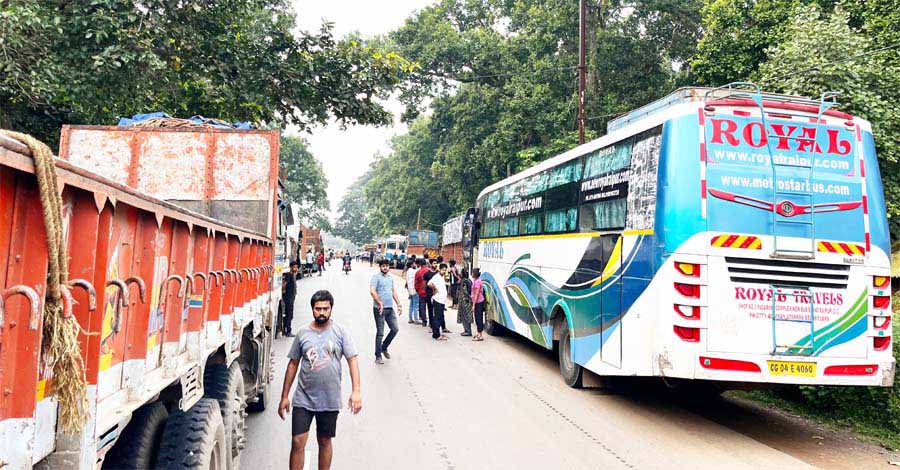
top-left (769, 284), bottom-right (816, 356)
top-left (703, 82), bottom-right (839, 260)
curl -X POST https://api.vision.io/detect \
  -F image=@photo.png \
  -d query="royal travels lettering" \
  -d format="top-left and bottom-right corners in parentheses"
top-left (482, 241), bottom-right (504, 259)
top-left (734, 286), bottom-right (844, 305)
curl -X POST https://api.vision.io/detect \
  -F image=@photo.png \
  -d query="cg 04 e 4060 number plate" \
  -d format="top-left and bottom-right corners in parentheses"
top-left (767, 360), bottom-right (816, 377)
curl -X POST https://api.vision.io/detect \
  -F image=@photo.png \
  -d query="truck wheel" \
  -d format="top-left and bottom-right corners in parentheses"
top-left (558, 322), bottom-right (583, 388)
top-left (156, 398), bottom-right (227, 470)
top-left (204, 364), bottom-right (247, 470)
top-left (102, 401), bottom-right (168, 469)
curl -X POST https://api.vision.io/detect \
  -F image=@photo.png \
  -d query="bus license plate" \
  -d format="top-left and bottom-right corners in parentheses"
top-left (767, 361), bottom-right (816, 377)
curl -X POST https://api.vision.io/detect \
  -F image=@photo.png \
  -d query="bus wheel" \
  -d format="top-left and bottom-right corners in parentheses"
top-left (156, 398), bottom-right (227, 470)
top-left (558, 322), bottom-right (583, 388)
top-left (102, 401), bottom-right (168, 469)
top-left (483, 303), bottom-right (506, 337)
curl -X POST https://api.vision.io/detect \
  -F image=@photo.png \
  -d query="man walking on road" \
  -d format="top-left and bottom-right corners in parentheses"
top-left (317, 252), bottom-right (326, 276)
top-left (370, 259), bottom-right (402, 364)
top-left (428, 263), bottom-right (450, 340)
top-left (281, 261), bottom-right (300, 337)
top-left (306, 249), bottom-right (315, 276)
top-left (279, 290), bottom-right (362, 470)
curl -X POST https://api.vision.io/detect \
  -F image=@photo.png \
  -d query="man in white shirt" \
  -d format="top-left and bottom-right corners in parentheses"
top-left (427, 263), bottom-right (450, 340)
top-left (405, 261), bottom-right (420, 324)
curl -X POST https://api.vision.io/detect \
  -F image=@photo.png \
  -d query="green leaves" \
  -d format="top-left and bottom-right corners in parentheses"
top-left (0, 0), bottom-right (411, 147)
top-left (279, 135), bottom-right (331, 231)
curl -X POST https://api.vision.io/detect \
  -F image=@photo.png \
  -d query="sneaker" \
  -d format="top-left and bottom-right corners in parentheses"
top-left (283, 332), bottom-right (295, 338)
top-left (383, 351), bottom-right (391, 359)
top-left (407, 320), bottom-right (415, 324)
top-left (375, 357), bottom-right (384, 364)
top-left (460, 332), bottom-right (472, 337)
top-left (442, 328), bottom-right (451, 333)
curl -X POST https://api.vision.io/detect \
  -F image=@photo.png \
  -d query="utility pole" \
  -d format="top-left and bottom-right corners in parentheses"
top-left (417, 208), bottom-right (422, 230)
top-left (578, 0), bottom-right (586, 145)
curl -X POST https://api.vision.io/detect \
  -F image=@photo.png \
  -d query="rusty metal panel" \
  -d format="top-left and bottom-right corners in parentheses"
top-left (58, 126), bottom-right (280, 238)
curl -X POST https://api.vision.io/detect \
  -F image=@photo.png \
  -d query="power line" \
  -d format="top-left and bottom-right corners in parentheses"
top-left (769, 41), bottom-right (900, 81)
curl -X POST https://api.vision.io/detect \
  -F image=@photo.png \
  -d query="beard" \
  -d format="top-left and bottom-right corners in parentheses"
top-left (315, 315), bottom-right (329, 325)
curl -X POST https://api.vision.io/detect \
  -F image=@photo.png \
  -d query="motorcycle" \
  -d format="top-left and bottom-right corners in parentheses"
top-left (343, 260), bottom-right (351, 275)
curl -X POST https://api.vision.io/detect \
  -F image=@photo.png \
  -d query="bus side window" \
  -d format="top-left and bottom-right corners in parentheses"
top-left (500, 217), bottom-right (519, 237)
top-left (520, 214), bottom-right (542, 235)
top-left (545, 208), bottom-right (577, 233)
top-left (579, 199), bottom-right (626, 231)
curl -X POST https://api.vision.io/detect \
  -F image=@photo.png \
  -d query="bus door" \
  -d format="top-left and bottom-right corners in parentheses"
top-left (599, 233), bottom-right (622, 368)
top-left (461, 208), bottom-right (479, 270)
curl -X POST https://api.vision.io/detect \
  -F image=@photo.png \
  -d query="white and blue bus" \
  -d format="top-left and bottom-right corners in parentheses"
top-left (465, 84), bottom-right (895, 389)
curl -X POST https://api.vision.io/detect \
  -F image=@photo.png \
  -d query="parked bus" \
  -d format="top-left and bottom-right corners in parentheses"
top-left (464, 84), bottom-right (895, 389)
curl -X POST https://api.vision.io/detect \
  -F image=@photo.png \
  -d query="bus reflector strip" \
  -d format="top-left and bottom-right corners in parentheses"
top-left (710, 234), bottom-right (762, 249)
top-left (823, 364), bottom-right (878, 376)
top-left (674, 326), bottom-right (700, 342)
top-left (699, 356), bottom-right (761, 372)
top-left (817, 241), bottom-right (865, 256)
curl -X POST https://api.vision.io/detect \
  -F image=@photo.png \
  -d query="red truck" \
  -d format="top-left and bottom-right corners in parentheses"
top-left (0, 125), bottom-right (281, 469)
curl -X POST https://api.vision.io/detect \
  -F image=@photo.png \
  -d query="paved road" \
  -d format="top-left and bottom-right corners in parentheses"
top-left (244, 264), bottom-right (895, 470)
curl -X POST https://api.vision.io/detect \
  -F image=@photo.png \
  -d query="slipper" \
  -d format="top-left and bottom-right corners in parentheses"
top-left (473, 336), bottom-right (484, 341)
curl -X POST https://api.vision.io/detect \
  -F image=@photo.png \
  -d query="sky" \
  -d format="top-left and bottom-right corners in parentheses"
top-left (288, 0), bottom-right (436, 222)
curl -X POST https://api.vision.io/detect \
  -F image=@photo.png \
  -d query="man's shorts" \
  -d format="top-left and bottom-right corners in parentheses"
top-left (292, 407), bottom-right (339, 437)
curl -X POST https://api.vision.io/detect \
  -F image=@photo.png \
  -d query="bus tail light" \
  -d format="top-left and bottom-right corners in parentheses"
top-left (874, 336), bottom-right (891, 351)
top-left (873, 316), bottom-right (891, 330)
top-left (699, 356), bottom-right (761, 372)
top-left (873, 276), bottom-right (890, 289)
top-left (674, 326), bottom-right (700, 342)
top-left (674, 283), bottom-right (700, 298)
top-left (675, 262), bottom-right (700, 277)
top-left (824, 364), bottom-right (878, 376)
top-left (674, 304), bottom-right (700, 319)
top-left (873, 295), bottom-right (891, 310)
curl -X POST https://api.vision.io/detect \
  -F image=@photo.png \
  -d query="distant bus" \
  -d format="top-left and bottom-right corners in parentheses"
top-left (380, 234), bottom-right (408, 266)
top-left (466, 84), bottom-right (894, 389)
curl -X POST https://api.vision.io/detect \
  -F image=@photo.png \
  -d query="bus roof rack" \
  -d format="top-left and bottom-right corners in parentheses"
top-left (605, 85), bottom-right (822, 133)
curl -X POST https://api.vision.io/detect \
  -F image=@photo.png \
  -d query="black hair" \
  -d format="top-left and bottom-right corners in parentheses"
top-left (461, 268), bottom-right (469, 279)
top-left (472, 268), bottom-right (481, 278)
top-left (416, 258), bottom-right (426, 266)
top-left (449, 259), bottom-right (456, 266)
top-left (439, 263), bottom-right (448, 269)
top-left (437, 255), bottom-right (444, 263)
top-left (310, 290), bottom-right (334, 308)
top-left (289, 260), bottom-right (299, 267)
top-left (379, 259), bottom-right (390, 267)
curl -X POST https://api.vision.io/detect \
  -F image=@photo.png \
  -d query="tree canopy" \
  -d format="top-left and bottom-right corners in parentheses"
top-left (0, 0), bottom-right (412, 147)
top-left (279, 135), bottom-right (331, 230)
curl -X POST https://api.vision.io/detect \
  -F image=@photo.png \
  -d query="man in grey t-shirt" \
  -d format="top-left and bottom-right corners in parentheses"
top-left (279, 290), bottom-right (361, 470)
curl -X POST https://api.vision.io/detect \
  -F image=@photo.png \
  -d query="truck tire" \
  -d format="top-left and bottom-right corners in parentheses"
top-left (204, 364), bottom-right (247, 470)
top-left (558, 321), bottom-right (583, 388)
top-left (156, 398), bottom-right (227, 470)
top-left (102, 401), bottom-right (168, 469)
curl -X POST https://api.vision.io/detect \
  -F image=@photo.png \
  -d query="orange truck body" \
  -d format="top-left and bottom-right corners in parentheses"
top-left (0, 126), bottom-right (280, 469)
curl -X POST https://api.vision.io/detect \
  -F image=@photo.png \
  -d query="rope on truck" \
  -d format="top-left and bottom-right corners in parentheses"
top-left (1, 130), bottom-right (88, 433)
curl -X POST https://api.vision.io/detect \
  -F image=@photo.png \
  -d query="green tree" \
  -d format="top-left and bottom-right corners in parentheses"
top-left (279, 135), bottom-right (330, 230)
top-left (0, 0), bottom-right (411, 146)
top-left (333, 173), bottom-right (377, 245)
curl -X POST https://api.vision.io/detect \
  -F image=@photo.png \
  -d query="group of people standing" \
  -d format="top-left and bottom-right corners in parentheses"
top-left (403, 257), bottom-right (486, 342)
